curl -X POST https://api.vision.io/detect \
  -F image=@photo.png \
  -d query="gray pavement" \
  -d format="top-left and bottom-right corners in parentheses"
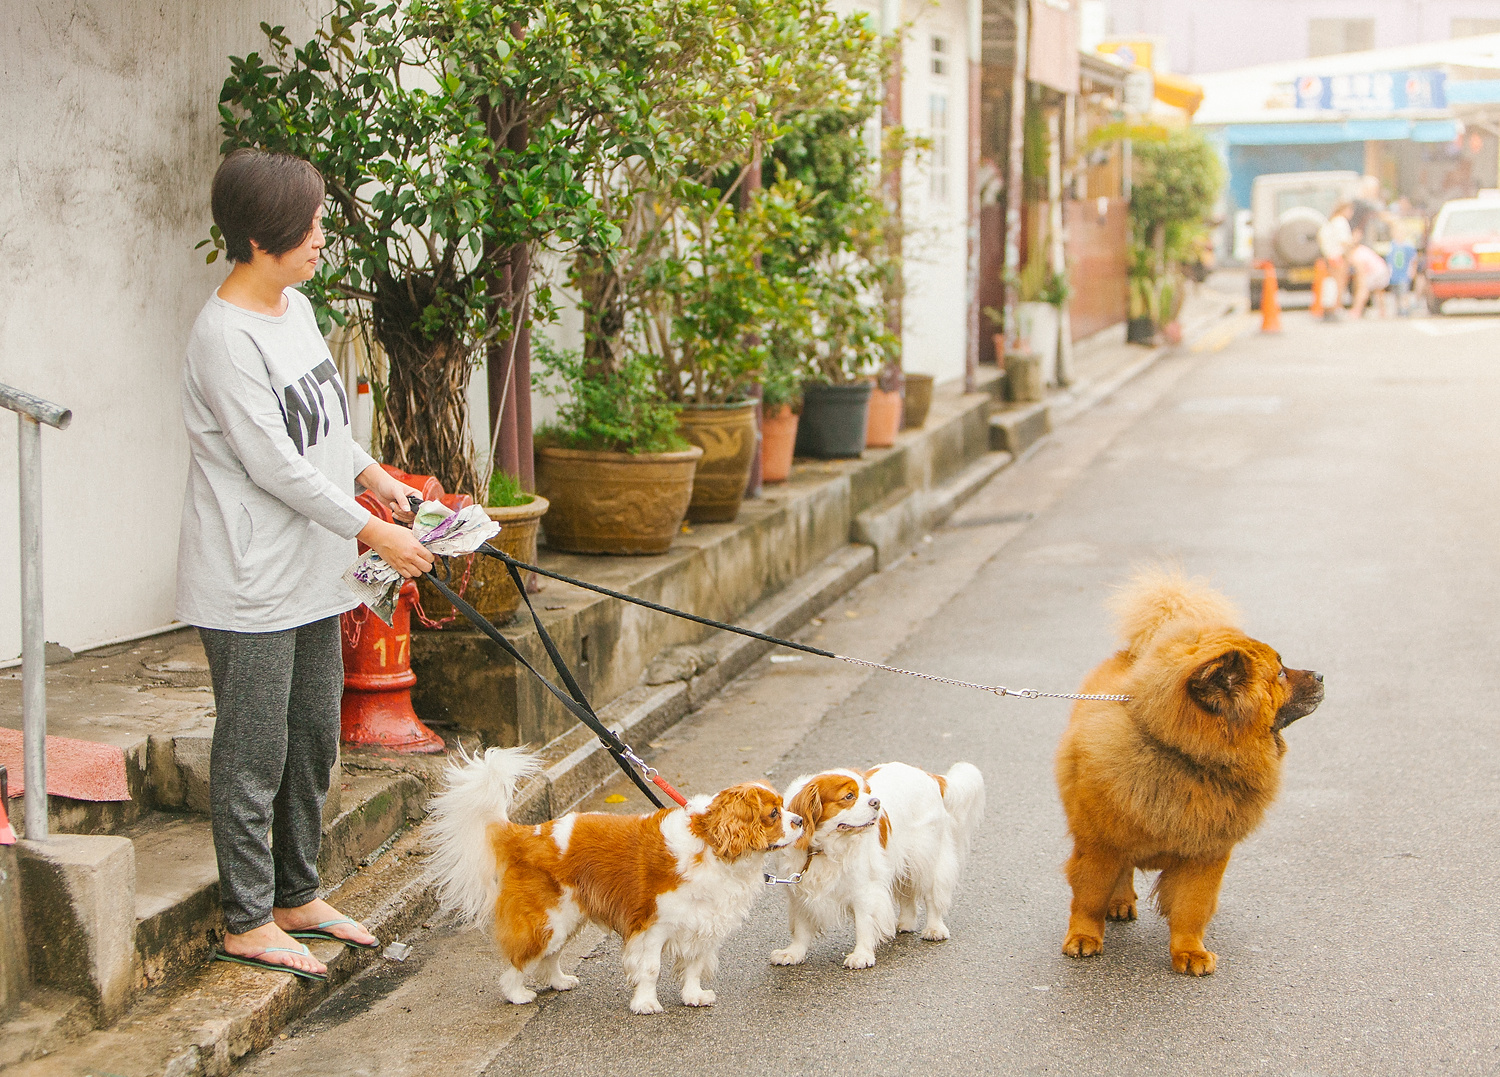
top-left (246, 305), bottom-right (1500, 1076)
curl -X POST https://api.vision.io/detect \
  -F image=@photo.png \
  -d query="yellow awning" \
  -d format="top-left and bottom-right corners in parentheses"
top-left (1154, 71), bottom-right (1204, 116)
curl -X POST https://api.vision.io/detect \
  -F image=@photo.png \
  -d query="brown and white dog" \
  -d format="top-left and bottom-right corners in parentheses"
top-left (426, 747), bottom-right (802, 1014)
top-left (768, 762), bottom-right (984, 969)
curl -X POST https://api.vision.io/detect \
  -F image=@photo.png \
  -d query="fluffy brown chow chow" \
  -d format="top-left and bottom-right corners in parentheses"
top-left (1055, 570), bottom-right (1324, 975)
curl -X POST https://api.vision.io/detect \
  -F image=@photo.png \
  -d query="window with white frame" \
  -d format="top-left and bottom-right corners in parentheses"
top-left (929, 35), bottom-right (951, 203)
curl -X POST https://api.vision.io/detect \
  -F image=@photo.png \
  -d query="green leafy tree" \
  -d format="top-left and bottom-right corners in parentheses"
top-left (1128, 127), bottom-right (1224, 326)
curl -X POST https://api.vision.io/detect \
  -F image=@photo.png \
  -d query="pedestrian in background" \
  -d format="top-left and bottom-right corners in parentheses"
top-left (1317, 202), bottom-right (1355, 319)
top-left (177, 149), bottom-right (434, 980)
top-left (1387, 220), bottom-right (1417, 317)
top-left (1349, 240), bottom-right (1391, 319)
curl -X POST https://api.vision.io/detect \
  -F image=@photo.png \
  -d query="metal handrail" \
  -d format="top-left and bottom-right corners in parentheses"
top-left (2, 381), bottom-right (71, 841)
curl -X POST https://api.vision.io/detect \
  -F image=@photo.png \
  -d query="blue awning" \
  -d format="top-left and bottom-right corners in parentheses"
top-left (1445, 80), bottom-right (1500, 105)
top-left (1223, 117), bottom-right (1459, 145)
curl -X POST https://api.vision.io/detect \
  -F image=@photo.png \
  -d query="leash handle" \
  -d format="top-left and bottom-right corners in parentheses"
top-left (649, 772), bottom-right (688, 807)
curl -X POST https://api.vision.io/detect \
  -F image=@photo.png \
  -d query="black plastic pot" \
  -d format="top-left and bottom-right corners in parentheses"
top-left (795, 381), bottom-right (873, 459)
top-left (1126, 317), bottom-right (1157, 345)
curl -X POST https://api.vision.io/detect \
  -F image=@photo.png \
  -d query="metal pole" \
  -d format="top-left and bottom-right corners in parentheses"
top-left (18, 415), bottom-right (47, 840)
top-left (1003, 0), bottom-right (1029, 348)
top-left (964, 0), bottom-right (981, 394)
top-left (2, 381), bottom-right (69, 842)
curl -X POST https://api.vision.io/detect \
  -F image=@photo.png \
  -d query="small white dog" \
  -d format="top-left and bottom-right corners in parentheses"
top-left (769, 761), bottom-right (984, 969)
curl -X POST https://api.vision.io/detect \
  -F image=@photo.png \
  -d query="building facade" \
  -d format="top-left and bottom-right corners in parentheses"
top-left (1099, 0), bottom-right (1500, 75)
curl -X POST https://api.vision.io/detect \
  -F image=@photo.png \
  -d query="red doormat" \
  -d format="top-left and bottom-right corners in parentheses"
top-left (0, 727), bottom-right (130, 802)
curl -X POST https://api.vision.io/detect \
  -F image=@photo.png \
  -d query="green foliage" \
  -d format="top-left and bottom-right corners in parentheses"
top-left (486, 470), bottom-right (533, 508)
top-left (532, 338), bottom-right (687, 454)
top-left (1128, 128), bottom-right (1224, 326)
top-left (1129, 128), bottom-right (1224, 240)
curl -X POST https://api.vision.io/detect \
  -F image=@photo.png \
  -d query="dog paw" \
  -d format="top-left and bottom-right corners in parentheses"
top-left (770, 948), bottom-right (807, 966)
top-left (843, 950), bottom-right (877, 970)
top-left (1171, 948), bottom-right (1217, 976)
top-left (1107, 899), bottom-right (1138, 922)
top-left (921, 925), bottom-right (950, 942)
top-left (681, 988), bottom-right (717, 1007)
top-left (549, 973), bottom-right (581, 991)
top-left (630, 995), bottom-right (665, 1015)
top-left (503, 987), bottom-right (538, 1005)
top-left (1061, 932), bottom-right (1103, 958)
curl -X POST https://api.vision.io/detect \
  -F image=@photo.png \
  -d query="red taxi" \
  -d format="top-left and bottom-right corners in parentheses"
top-left (1426, 193), bottom-right (1500, 313)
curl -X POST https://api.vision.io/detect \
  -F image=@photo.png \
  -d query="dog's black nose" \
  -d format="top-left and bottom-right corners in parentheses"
top-left (868, 797), bottom-right (881, 811)
top-left (787, 814), bottom-right (802, 828)
top-left (1314, 671), bottom-right (1324, 683)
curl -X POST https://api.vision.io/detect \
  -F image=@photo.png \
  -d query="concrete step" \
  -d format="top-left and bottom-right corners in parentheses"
top-left (988, 401), bottom-right (1052, 456)
top-left (0, 985), bottom-right (94, 1069)
top-left (7, 827), bottom-right (436, 1077)
top-left (126, 770), bottom-right (427, 993)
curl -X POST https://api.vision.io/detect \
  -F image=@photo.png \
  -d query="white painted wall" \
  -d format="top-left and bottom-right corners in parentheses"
top-left (0, 1), bottom-right (319, 660)
top-left (896, 0), bottom-right (971, 387)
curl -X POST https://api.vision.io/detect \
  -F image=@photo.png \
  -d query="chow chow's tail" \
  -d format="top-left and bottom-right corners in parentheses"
top-left (941, 762), bottom-right (986, 863)
top-left (425, 746), bottom-right (542, 928)
top-left (1109, 568), bottom-right (1241, 659)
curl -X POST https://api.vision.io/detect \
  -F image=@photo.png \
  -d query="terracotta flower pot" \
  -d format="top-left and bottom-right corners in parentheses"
top-left (865, 384), bottom-right (904, 448)
top-left (677, 400), bottom-right (758, 524)
top-left (760, 404), bottom-right (799, 483)
top-left (901, 373), bottom-right (934, 430)
top-left (415, 497), bottom-right (550, 626)
top-left (534, 444), bottom-right (703, 555)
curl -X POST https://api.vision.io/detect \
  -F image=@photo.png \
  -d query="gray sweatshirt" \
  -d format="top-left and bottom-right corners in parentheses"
top-left (176, 288), bottom-right (376, 632)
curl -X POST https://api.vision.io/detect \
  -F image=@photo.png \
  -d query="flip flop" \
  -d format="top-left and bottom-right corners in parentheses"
top-left (214, 944), bottom-right (328, 980)
top-left (287, 917), bottom-right (380, 949)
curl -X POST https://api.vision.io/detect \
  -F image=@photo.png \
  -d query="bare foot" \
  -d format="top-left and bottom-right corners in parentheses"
top-left (273, 898), bottom-right (377, 947)
top-left (223, 922), bottom-right (327, 977)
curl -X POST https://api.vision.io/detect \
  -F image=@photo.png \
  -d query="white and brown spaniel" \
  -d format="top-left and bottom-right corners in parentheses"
top-left (769, 761), bottom-right (984, 969)
top-left (427, 747), bottom-right (802, 1014)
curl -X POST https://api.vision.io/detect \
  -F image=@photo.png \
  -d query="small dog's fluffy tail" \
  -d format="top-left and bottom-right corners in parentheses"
top-left (940, 762), bottom-right (986, 863)
top-left (1109, 567), bottom-right (1240, 659)
top-left (425, 746), bottom-right (541, 928)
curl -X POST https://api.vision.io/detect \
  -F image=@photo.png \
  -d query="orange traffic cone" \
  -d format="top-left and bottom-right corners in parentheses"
top-left (1258, 262), bottom-right (1282, 333)
top-left (1310, 259), bottom-right (1326, 317)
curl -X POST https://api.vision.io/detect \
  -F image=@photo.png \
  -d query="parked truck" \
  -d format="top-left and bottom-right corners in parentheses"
top-left (1249, 170), bottom-right (1362, 310)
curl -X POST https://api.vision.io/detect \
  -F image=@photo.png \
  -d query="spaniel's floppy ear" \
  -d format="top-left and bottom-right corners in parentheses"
top-left (1187, 648), bottom-right (1250, 716)
top-left (698, 786), bottom-right (763, 861)
top-left (786, 783), bottom-right (822, 850)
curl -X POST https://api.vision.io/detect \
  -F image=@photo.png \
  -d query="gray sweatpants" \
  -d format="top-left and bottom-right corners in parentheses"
top-left (199, 616), bottom-right (343, 934)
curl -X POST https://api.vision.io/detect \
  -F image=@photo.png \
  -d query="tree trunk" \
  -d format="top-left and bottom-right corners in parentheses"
top-left (371, 272), bottom-right (480, 498)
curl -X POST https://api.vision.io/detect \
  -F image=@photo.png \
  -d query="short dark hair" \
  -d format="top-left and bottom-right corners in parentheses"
top-left (211, 149), bottom-right (325, 263)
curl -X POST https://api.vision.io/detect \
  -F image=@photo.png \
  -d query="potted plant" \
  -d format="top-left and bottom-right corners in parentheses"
top-left (638, 198), bottom-right (771, 523)
top-left (794, 273), bottom-right (889, 458)
top-left (531, 341), bottom-right (701, 555)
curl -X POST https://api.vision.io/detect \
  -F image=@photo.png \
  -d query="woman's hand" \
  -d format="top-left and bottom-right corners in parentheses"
top-left (358, 464), bottom-right (424, 523)
top-left (357, 518), bottom-right (434, 578)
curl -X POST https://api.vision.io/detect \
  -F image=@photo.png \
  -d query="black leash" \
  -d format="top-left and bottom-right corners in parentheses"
top-left (420, 562), bottom-right (685, 808)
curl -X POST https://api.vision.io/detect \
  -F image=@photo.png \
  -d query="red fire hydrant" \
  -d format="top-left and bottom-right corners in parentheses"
top-left (339, 477), bottom-right (447, 753)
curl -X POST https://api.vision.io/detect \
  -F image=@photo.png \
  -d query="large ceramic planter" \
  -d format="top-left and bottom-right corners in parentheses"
top-left (760, 404), bottom-right (799, 483)
top-left (677, 400), bottom-right (757, 524)
top-left (866, 383), bottom-right (903, 447)
top-left (415, 497), bottom-right (549, 625)
top-left (1017, 301), bottom-right (1060, 386)
top-left (795, 381), bottom-right (873, 459)
top-left (902, 373), bottom-right (934, 430)
top-left (534, 444), bottom-right (703, 554)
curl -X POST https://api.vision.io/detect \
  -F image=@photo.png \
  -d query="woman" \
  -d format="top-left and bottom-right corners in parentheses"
top-left (1348, 241), bottom-right (1391, 319)
top-left (178, 149), bottom-right (434, 979)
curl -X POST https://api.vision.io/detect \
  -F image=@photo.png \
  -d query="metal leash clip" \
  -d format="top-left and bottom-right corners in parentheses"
top-left (763, 871), bottom-right (804, 886)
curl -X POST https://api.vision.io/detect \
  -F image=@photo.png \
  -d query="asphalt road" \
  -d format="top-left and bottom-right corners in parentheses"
top-left (250, 305), bottom-right (1500, 1076)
